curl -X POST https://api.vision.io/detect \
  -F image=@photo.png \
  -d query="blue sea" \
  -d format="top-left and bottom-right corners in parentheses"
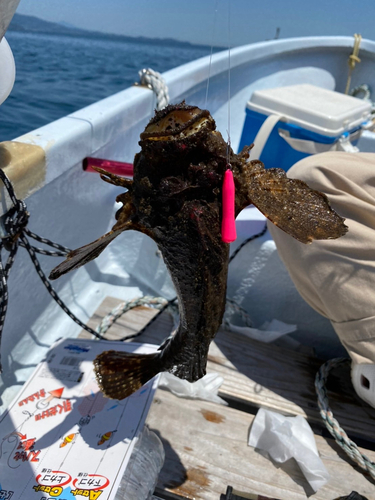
top-left (0, 31), bottom-right (213, 141)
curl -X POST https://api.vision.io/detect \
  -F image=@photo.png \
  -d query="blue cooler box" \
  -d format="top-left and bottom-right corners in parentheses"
top-left (238, 84), bottom-right (372, 171)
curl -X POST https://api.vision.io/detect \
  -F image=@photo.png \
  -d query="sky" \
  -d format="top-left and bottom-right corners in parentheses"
top-left (15, 0), bottom-right (375, 47)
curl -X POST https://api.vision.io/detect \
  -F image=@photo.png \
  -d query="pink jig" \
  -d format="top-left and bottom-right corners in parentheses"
top-left (221, 168), bottom-right (237, 243)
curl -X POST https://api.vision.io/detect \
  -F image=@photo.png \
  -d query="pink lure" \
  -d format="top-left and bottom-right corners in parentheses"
top-left (221, 169), bottom-right (237, 243)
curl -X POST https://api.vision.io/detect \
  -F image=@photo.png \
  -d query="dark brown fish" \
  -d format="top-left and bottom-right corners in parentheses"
top-left (50, 102), bottom-right (347, 399)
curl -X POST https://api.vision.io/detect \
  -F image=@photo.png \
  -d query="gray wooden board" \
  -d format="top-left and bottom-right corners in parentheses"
top-left (207, 329), bottom-right (375, 442)
top-left (80, 297), bottom-right (375, 499)
top-left (80, 296), bottom-right (375, 442)
top-left (147, 389), bottom-right (375, 500)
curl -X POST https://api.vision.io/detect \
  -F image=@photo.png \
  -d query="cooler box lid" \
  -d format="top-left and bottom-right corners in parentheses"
top-left (247, 84), bottom-right (372, 137)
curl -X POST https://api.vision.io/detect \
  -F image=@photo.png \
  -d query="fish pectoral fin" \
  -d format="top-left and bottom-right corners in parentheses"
top-left (93, 166), bottom-right (133, 190)
top-left (94, 350), bottom-right (161, 399)
top-left (49, 227), bottom-right (125, 280)
top-left (243, 166), bottom-right (348, 243)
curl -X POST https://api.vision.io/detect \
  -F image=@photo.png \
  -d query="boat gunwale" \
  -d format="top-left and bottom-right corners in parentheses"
top-left (1, 35), bottom-right (374, 215)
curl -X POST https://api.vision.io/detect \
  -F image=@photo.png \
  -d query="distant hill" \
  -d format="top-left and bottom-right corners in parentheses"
top-left (8, 13), bottom-right (217, 50)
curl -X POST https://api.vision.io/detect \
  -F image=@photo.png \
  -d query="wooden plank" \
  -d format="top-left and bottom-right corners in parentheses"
top-left (208, 329), bottom-right (322, 418)
top-left (207, 329), bottom-right (375, 442)
top-left (80, 296), bottom-right (375, 443)
top-left (146, 389), bottom-right (375, 500)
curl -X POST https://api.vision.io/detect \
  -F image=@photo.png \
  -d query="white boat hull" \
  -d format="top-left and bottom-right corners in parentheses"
top-left (1, 36), bottom-right (374, 408)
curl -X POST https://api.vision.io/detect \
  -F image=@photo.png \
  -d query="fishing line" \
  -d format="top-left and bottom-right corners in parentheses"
top-left (204, 0), bottom-right (219, 109)
top-left (221, 0), bottom-right (236, 243)
top-left (226, 0), bottom-right (232, 165)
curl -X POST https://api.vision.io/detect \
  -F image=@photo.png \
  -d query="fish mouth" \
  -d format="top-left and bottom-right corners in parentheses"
top-left (140, 106), bottom-right (214, 141)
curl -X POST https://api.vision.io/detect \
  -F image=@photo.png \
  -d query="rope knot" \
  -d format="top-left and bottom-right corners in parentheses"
top-left (349, 54), bottom-right (361, 67)
top-left (3, 200), bottom-right (29, 247)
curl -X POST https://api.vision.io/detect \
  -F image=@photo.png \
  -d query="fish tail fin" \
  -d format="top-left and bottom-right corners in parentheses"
top-left (93, 350), bottom-right (162, 400)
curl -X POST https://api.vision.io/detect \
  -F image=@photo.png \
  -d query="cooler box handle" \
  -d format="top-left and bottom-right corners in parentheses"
top-left (251, 114), bottom-right (359, 160)
top-left (279, 129), bottom-right (360, 154)
top-left (278, 129), bottom-right (338, 154)
top-left (251, 114), bottom-right (283, 160)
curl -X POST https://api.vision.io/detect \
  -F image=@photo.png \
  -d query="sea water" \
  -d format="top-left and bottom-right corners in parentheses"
top-left (0, 31), bottom-right (212, 141)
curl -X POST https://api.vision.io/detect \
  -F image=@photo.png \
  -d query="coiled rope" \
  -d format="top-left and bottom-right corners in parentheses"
top-left (135, 68), bottom-right (169, 110)
top-left (350, 84), bottom-right (375, 121)
top-left (96, 290), bottom-right (261, 347)
top-left (350, 84), bottom-right (371, 102)
top-left (95, 296), bottom-right (178, 341)
top-left (315, 357), bottom-right (375, 480)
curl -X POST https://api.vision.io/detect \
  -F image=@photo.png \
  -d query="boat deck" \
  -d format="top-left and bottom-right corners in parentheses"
top-left (80, 297), bottom-right (375, 499)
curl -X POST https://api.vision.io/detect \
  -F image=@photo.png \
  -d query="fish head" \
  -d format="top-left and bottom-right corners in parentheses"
top-left (136, 102), bottom-right (226, 185)
top-left (134, 103), bottom-right (228, 205)
top-left (140, 102), bottom-right (215, 143)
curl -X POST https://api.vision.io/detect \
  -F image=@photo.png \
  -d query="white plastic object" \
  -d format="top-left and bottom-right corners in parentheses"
top-left (115, 426), bottom-right (165, 500)
top-left (351, 363), bottom-right (375, 408)
top-left (158, 371), bottom-right (228, 405)
top-left (0, 37), bottom-right (15, 105)
top-left (249, 408), bottom-right (330, 492)
top-left (248, 84), bottom-right (372, 137)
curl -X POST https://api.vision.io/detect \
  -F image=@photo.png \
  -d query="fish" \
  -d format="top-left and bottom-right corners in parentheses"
top-left (49, 102), bottom-right (347, 400)
top-left (60, 432), bottom-right (77, 447)
top-left (97, 431), bottom-right (115, 445)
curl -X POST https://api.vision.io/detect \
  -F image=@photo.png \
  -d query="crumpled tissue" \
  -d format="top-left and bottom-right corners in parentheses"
top-left (158, 372), bottom-right (228, 405)
top-left (249, 408), bottom-right (330, 492)
top-left (228, 319), bottom-right (296, 343)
